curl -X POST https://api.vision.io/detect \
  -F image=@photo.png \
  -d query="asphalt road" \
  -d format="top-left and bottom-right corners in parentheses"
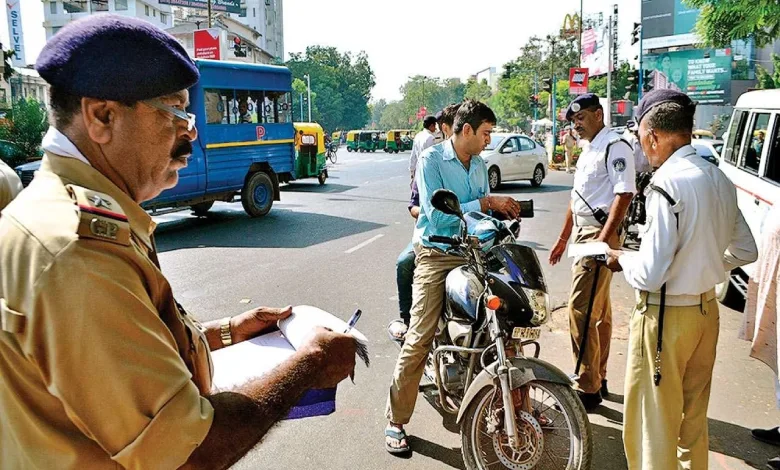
top-left (154, 147), bottom-right (779, 469)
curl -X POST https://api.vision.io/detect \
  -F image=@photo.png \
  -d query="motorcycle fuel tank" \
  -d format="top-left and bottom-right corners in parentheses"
top-left (445, 266), bottom-right (483, 324)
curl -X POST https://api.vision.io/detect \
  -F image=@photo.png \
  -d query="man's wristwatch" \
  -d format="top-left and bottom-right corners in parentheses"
top-left (219, 317), bottom-right (233, 347)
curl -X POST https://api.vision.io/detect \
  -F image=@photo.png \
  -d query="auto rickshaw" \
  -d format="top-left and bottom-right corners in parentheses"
top-left (346, 130), bottom-right (359, 152)
top-left (292, 122), bottom-right (328, 185)
top-left (331, 131), bottom-right (342, 145)
top-left (357, 130), bottom-right (379, 152)
top-left (400, 130), bottom-right (415, 151)
top-left (385, 130), bottom-right (403, 153)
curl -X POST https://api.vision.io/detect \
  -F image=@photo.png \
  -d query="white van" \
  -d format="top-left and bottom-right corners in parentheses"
top-left (716, 90), bottom-right (779, 308)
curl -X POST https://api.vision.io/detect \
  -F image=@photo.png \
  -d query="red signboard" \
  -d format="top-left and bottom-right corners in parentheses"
top-left (256, 125), bottom-right (266, 140)
top-left (569, 67), bottom-right (589, 95)
top-left (194, 29), bottom-right (221, 60)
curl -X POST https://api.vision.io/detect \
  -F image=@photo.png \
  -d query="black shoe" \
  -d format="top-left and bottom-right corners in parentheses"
top-left (600, 379), bottom-right (609, 398)
top-left (576, 391), bottom-right (602, 412)
top-left (767, 456), bottom-right (780, 470)
top-left (754, 427), bottom-right (780, 446)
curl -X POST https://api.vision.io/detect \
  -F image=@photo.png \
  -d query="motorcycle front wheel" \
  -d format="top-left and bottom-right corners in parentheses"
top-left (461, 381), bottom-right (592, 470)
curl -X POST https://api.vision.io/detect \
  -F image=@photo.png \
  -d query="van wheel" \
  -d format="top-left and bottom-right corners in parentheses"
top-left (488, 166), bottom-right (501, 191)
top-left (530, 164), bottom-right (545, 187)
top-left (190, 201), bottom-right (214, 216)
top-left (241, 172), bottom-right (274, 217)
top-left (716, 273), bottom-right (745, 311)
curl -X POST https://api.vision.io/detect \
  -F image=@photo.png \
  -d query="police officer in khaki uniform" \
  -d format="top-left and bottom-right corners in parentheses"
top-left (606, 90), bottom-right (757, 469)
top-left (0, 15), bottom-right (355, 469)
top-left (549, 93), bottom-right (636, 411)
top-left (0, 157), bottom-right (22, 211)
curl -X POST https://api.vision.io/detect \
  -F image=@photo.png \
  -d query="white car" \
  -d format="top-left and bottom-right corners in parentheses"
top-left (481, 133), bottom-right (547, 190)
top-left (691, 138), bottom-right (723, 166)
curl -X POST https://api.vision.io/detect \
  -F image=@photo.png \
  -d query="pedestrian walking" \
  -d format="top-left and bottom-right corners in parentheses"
top-left (549, 93), bottom-right (636, 411)
top-left (606, 89), bottom-right (758, 469)
top-left (740, 204), bottom-right (780, 469)
top-left (563, 126), bottom-right (578, 173)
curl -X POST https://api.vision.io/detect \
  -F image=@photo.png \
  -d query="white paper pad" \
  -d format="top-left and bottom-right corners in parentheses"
top-left (211, 330), bottom-right (296, 392)
top-left (567, 241), bottom-right (610, 259)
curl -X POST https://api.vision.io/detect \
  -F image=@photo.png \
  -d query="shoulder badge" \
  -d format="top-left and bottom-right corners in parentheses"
top-left (66, 185), bottom-right (131, 246)
top-left (612, 157), bottom-right (627, 173)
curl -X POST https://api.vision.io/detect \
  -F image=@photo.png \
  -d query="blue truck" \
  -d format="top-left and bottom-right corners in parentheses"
top-left (16, 60), bottom-right (297, 217)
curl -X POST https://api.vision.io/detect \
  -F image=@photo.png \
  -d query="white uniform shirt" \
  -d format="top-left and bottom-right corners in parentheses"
top-left (571, 127), bottom-right (636, 217)
top-left (623, 129), bottom-right (652, 173)
top-left (0, 159), bottom-right (22, 211)
top-left (409, 129), bottom-right (436, 177)
top-left (619, 145), bottom-right (758, 295)
top-left (41, 127), bottom-right (91, 166)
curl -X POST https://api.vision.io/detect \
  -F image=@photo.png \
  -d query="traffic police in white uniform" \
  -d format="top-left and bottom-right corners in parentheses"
top-left (606, 89), bottom-right (758, 469)
top-left (550, 93), bottom-right (636, 410)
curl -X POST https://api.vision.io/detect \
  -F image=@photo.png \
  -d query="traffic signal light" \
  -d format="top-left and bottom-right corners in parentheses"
top-left (233, 37), bottom-right (246, 57)
top-left (528, 95), bottom-right (540, 108)
top-left (631, 22), bottom-right (641, 46)
top-left (626, 69), bottom-right (639, 93)
top-left (643, 70), bottom-right (654, 92)
top-left (502, 64), bottom-right (514, 80)
top-left (542, 78), bottom-right (552, 93)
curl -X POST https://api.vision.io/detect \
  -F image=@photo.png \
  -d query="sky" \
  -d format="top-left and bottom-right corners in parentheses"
top-left (3, 0), bottom-right (640, 103)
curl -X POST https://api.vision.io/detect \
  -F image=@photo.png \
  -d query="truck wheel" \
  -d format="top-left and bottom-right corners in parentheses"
top-left (190, 201), bottom-right (214, 216)
top-left (241, 172), bottom-right (274, 217)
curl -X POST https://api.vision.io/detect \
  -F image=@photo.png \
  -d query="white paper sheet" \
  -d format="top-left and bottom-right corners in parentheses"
top-left (210, 331), bottom-right (296, 392)
top-left (279, 305), bottom-right (368, 349)
top-left (567, 241), bottom-right (610, 259)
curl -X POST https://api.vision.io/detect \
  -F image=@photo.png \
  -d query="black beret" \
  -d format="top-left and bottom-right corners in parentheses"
top-left (565, 93), bottom-right (602, 120)
top-left (635, 89), bottom-right (695, 124)
top-left (36, 14), bottom-right (199, 102)
top-left (435, 110), bottom-right (443, 122)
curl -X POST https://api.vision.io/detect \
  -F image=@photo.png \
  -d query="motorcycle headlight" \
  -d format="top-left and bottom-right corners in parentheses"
top-left (522, 287), bottom-right (550, 326)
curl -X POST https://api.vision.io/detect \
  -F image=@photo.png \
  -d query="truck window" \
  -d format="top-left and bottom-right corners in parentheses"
top-left (724, 109), bottom-right (748, 165)
top-left (205, 88), bottom-right (235, 124)
top-left (741, 113), bottom-right (770, 174)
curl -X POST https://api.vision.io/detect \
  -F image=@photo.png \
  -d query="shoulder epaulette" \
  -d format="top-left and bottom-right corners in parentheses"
top-left (66, 184), bottom-right (131, 246)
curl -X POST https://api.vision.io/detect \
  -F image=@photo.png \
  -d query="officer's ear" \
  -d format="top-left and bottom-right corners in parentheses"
top-left (81, 98), bottom-right (119, 145)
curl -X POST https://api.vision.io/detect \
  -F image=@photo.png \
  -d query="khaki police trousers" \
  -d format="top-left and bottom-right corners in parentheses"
top-left (569, 226), bottom-right (616, 394)
top-left (386, 247), bottom-right (465, 424)
top-left (623, 293), bottom-right (719, 470)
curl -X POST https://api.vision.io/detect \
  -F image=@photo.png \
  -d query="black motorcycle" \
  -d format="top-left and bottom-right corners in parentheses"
top-left (424, 189), bottom-right (592, 470)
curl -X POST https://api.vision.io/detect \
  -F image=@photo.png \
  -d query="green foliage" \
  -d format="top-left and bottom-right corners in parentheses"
top-left (285, 46), bottom-right (376, 132)
top-left (377, 77), bottom-right (466, 130)
top-left (464, 78), bottom-right (492, 102)
top-left (687, 0), bottom-right (780, 47)
top-left (755, 53), bottom-right (780, 89)
top-left (0, 98), bottom-right (48, 167)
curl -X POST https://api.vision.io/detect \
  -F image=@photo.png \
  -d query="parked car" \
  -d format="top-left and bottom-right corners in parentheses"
top-left (714, 90), bottom-right (780, 309)
top-left (481, 133), bottom-right (547, 190)
top-left (14, 159), bottom-right (41, 187)
top-left (691, 138), bottom-right (723, 166)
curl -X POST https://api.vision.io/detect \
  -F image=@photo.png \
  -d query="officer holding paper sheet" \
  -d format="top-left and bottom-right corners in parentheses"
top-left (548, 93), bottom-right (636, 411)
top-left (0, 15), bottom-right (356, 469)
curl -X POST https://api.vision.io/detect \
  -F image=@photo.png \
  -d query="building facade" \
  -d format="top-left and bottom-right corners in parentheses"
top-left (42, 0), bottom-right (172, 39)
top-left (227, 0), bottom-right (283, 62)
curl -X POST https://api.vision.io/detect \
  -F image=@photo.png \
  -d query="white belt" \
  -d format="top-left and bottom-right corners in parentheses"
top-left (573, 214), bottom-right (600, 227)
top-left (644, 289), bottom-right (716, 307)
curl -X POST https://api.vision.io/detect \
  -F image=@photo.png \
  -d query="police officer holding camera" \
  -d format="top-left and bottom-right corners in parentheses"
top-left (549, 93), bottom-right (636, 410)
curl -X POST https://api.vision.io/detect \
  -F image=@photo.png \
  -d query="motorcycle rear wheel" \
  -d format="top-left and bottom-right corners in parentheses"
top-left (461, 381), bottom-right (591, 470)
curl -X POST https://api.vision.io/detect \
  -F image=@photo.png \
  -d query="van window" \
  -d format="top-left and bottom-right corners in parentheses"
top-left (724, 109), bottom-right (748, 165)
top-left (766, 116), bottom-right (780, 185)
top-left (741, 113), bottom-right (770, 174)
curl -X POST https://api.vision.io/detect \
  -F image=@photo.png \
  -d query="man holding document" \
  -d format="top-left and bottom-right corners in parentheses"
top-left (0, 16), bottom-right (356, 470)
top-left (549, 93), bottom-right (636, 411)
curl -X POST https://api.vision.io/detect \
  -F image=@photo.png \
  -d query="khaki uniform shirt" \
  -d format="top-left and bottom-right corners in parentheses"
top-left (0, 153), bottom-right (214, 469)
top-left (0, 158), bottom-right (22, 211)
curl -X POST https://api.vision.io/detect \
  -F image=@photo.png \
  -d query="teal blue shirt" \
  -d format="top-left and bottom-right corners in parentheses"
top-left (413, 139), bottom-right (489, 250)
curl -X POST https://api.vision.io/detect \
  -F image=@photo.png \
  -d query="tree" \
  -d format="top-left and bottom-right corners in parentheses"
top-left (370, 98), bottom-right (387, 127)
top-left (379, 101), bottom-right (412, 130)
top-left (286, 46), bottom-right (376, 132)
top-left (755, 53), bottom-right (780, 89)
top-left (0, 98), bottom-right (48, 167)
top-left (464, 78), bottom-right (493, 101)
top-left (687, 0), bottom-right (780, 48)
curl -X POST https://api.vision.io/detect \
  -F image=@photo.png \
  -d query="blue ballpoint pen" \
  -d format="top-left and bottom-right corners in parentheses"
top-left (344, 309), bottom-right (362, 334)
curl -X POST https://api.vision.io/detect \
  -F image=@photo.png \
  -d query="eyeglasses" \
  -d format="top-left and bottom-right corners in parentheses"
top-left (143, 99), bottom-right (196, 131)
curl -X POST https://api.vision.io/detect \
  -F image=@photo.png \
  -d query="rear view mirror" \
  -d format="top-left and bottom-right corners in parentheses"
top-left (500, 146), bottom-right (513, 154)
top-left (431, 189), bottom-right (463, 217)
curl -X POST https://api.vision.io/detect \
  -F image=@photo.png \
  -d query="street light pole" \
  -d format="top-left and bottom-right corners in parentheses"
top-left (304, 73), bottom-right (312, 122)
top-left (578, 0), bottom-right (583, 67)
top-left (207, 0), bottom-right (212, 28)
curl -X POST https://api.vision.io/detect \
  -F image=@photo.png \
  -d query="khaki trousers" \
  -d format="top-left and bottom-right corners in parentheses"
top-left (386, 247), bottom-right (465, 424)
top-left (623, 293), bottom-right (719, 470)
top-left (569, 226), bottom-right (616, 394)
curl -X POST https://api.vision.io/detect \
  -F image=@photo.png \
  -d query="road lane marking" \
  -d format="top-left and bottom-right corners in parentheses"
top-left (345, 234), bottom-right (384, 254)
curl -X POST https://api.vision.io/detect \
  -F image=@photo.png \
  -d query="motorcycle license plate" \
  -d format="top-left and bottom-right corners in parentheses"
top-left (511, 327), bottom-right (541, 340)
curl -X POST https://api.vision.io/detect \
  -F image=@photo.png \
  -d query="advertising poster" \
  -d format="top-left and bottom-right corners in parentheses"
top-left (159, 0), bottom-right (241, 14)
top-left (581, 25), bottom-right (609, 77)
top-left (194, 29), bottom-right (221, 60)
top-left (644, 49), bottom-right (732, 104)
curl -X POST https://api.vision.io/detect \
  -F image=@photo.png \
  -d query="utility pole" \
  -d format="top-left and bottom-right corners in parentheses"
top-left (304, 73), bottom-right (312, 122)
top-left (578, 0), bottom-right (583, 67)
top-left (638, 24), bottom-right (645, 100)
top-left (534, 71), bottom-right (539, 121)
top-left (606, 10), bottom-right (613, 127)
top-left (299, 92), bottom-right (303, 121)
top-left (207, 0), bottom-right (212, 27)
top-left (422, 76), bottom-right (426, 118)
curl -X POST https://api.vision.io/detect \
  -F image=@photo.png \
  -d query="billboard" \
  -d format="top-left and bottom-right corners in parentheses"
top-left (642, 0), bottom-right (700, 48)
top-left (569, 68), bottom-right (589, 95)
top-left (159, 0), bottom-right (241, 14)
top-left (581, 24), bottom-right (609, 77)
top-left (644, 49), bottom-right (732, 104)
top-left (5, 0), bottom-right (25, 66)
top-left (194, 29), bottom-right (221, 60)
